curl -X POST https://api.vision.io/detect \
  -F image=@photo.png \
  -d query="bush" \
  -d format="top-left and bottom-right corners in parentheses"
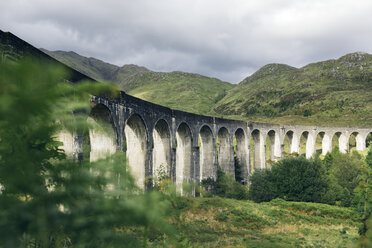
top-left (248, 169), bottom-right (275, 203)
top-left (249, 157), bottom-right (328, 203)
top-left (202, 168), bottom-right (249, 200)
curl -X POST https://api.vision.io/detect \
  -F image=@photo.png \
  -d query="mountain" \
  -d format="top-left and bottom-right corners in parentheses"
top-left (0, 30), bottom-right (93, 83)
top-left (42, 49), bottom-right (234, 115)
top-left (213, 52), bottom-right (372, 127)
top-left (2, 30), bottom-right (372, 126)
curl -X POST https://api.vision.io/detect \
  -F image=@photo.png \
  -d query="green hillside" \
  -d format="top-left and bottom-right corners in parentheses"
top-left (42, 49), bottom-right (234, 115)
top-left (43, 49), bottom-right (372, 126)
top-left (213, 52), bottom-right (372, 127)
top-left (160, 197), bottom-right (361, 247)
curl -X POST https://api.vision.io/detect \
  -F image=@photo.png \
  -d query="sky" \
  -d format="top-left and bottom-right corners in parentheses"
top-left (1, 0), bottom-right (372, 83)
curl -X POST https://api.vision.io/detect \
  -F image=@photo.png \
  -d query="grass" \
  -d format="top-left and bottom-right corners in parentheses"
top-left (150, 197), bottom-right (362, 247)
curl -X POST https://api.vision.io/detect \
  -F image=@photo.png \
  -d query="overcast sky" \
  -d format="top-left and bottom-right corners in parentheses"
top-left (1, 0), bottom-right (372, 83)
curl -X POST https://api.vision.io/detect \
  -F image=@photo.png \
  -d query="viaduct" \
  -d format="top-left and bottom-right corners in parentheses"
top-left (59, 92), bottom-right (372, 188)
top-left (2, 30), bottom-right (371, 189)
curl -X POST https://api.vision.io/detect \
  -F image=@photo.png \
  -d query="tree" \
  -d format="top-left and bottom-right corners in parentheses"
top-left (354, 145), bottom-right (372, 238)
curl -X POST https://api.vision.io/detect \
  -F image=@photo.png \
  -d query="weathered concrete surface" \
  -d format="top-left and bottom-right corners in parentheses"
top-left (199, 125), bottom-right (216, 181)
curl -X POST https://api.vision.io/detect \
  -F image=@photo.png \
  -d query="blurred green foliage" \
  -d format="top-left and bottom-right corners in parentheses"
top-left (0, 59), bottom-right (172, 247)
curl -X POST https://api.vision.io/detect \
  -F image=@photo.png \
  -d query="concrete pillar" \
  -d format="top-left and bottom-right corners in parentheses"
top-left (356, 133), bottom-right (367, 151)
top-left (259, 132), bottom-right (266, 168)
top-left (192, 146), bottom-right (200, 183)
top-left (251, 130), bottom-right (262, 169)
top-left (56, 130), bottom-right (82, 161)
top-left (322, 133), bottom-right (333, 155)
top-left (339, 133), bottom-right (348, 153)
top-left (199, 126), bottom-right (217, 181)
top-left (146, 142), bottom-right (153, 189)
top-left (218, 128), bottom-right (234, 176)
top-left (125, 115), bottom-right (147, 189)
top-left (306, 132), bottom-right (316, 158)
top-left (291, 131), bottom-right (301, 154)
top-left (286, 131), bottom-right (293, 154)
top-left (267, 130), bottom-right (281, 161)
top-left (176, 123), bottom-right (192, 184)
top-left (152, 120), bottom-right (171, 179)
top-left (235, 128), bottom-right (249, 181)
top-left (274, 135), bottom-right (282, 159)
top-left (89, 126), bottom-right (117, 162)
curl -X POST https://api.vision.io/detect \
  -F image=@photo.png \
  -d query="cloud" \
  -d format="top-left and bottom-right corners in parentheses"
top-left (1, 0), bottom-right (372, 83)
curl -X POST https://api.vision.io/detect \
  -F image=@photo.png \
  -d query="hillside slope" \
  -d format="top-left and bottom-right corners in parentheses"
top-left (213, 52), bottom-right (372, 126)
top-left (42, 49), bottom-right (234, 115)
top-left (160, 197), bottom-right (361, 247)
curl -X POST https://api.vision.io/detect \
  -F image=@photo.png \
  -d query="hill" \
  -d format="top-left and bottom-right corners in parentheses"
top-left (0, 30), bottom-right (93, 83)
top-left (159, 197), bottom-right (361, 247)
top-left (213, 52), bottom-right (372, 127)
top-left (42, 49), bottom-right (234, 115)
top-left (2, 30), bottom-right (372, 126)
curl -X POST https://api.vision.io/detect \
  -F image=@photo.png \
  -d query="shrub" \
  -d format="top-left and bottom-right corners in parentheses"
top-left (249, 157), bottom-right (328, 203)
top-left (248, 169), bottom-right (275, 203)
top-left (202, 168), bottom-right (249, 200)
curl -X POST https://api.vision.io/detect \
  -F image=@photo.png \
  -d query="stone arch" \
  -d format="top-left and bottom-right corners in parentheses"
top-left (251, 129), bottom-right (263, 171)
top-left (282, 130), bottom-right (294, 156)
top-left (88, 103), bottom-right (117, 162)
top-left (217, 127), bottom-right (234, 176)
top-left (234, 128), bottom-right (249, 182)
top-left (176, 122), bottom-right (193, 184)
top-left (152, 119), bottom-right (171, 180)
top-left (199, 125), bottom-right (216, 181)
top-left (124, 114), bottom-right (148, 188)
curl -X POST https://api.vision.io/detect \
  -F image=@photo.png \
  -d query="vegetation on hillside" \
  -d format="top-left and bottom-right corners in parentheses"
top-left (164, 197), bottom-right (361, 247)
top-left (214, 52), bottom-right (372, 126)
top-left (44, 49), bottom-right (372, 126)
top-left (42, 49), bottom-right (233, 115)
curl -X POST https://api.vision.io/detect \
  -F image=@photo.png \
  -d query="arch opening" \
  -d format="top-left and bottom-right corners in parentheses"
top-left (331, 132), bottom-right (341, 152)
top-left (152, 119), bottom-right (171, 181)
top-left (124, 114), bottom-right (148, 188)
top-left (199, 125), bottom-right (216, 181)
top-left (299, 131), bottom-right (309, 156)
top-left (283, 130), bottom-right (294, 157)
top-left (88, 104), bottom-right (117, 162)
top-left (176, 123), bottom-right (193, 185)
top-left (217, 127), bottom-right (233, 176)
top-left (349, 132), bottom-right (358, 152)
top-left (365, 132), bottom-right (372, 150)
top-left (234, 128), bottom-right (248, 183)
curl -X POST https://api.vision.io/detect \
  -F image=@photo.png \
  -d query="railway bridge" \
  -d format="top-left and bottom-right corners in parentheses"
top-left (58, 92), bottom-right (372, 188)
